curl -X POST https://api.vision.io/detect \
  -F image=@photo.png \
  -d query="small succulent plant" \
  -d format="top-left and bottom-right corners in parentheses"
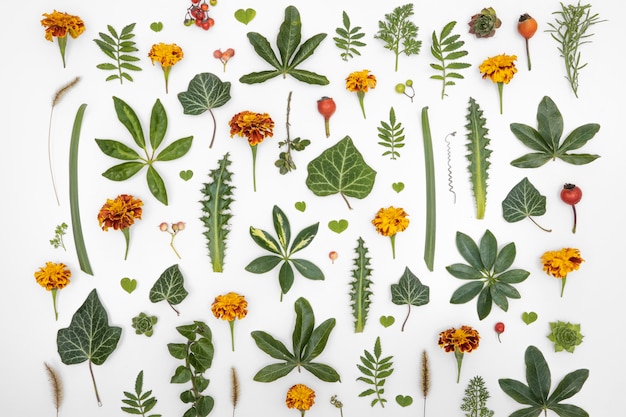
top-left (468, 7), bottom-right (501, 38)
top-left (547, 321), bottom-right (583, 353)
top-left (132, 312), bottom-right (158, 337)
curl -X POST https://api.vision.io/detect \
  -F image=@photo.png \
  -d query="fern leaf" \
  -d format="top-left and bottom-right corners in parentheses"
top-left (377, 107), bottom-right (405, 160)
top-left (200, 153), bottom-right (235, 273)
top-left (93, 23), bottom-right (141, 84)
top-left (356, 337), bottom-right (394, 408)
top-left (430, 21), bottom-right (470, 99)
top-left (334, 11), bottom-right (366, 61)
top-left (350, 237), bottom-right (373, 333)
top-left (465, 98), bottom-right (492, 220)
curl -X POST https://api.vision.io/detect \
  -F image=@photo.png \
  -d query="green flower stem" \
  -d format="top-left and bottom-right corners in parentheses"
top-left (57, 36), bottom-right (68, 68)
top-left (89, 360), bottom-right (103, 406)
top-left (122, 228), bottom-right (131, 260)
top-left (250, 144), bottom-right (258, 192)
top-left (229, 320), bottom-right (236, 351)
top-left (421, 107), bottom-right (436, 271)
top-left (560, 276), bottom-right (567, 297)
top-left (357, 91), bottom-right (367, 119)
top-left (162, 65), bottom-right (171, 94)
top-left (69, 104), bottom-right (94, 275)
top-left (454, 348), bottom-right (464, 383)
top-left (170, 233), bottom-right (181, 259)
top-left (497, 82), bottom-right (504, 114)
top-left (389, 234), bottom-right (396, 259)
top-left (51, 288), bottom-right (59, 321)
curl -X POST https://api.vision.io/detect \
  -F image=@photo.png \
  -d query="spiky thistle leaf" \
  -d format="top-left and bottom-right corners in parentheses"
top-left (350, 237), bottom-right (373, 333)
top-left (465, 97), bottom-right (492, 219)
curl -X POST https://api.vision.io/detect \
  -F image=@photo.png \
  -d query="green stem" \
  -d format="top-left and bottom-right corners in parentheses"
top-left (162, 65), bottom-right (171, 94)
top-left (357, 91), bottom-right (366, 119)
top-left (250, 144), bottom-right (257, 192)
top-left (208, 109), bottom-right (217, 149)
top-left (51, 288), bottom-right (59, 321)
top-left (122, 228), bottom-right (131, 260)
top-left (229, 320), bottom-right (236, 351)
top-left (389, 234), bottom-right (396, 259)
top-left (57, 36), bottom-right (67, 68)
top-left (525, 38), bottom-right (532, 71)
top-left (169, 234), bottom-right (181, 259)
top-left (454, 348), bottom-right (464, 383)
top-left (69, 104), bottom-right (93, 275)
top-left (560, 276), bottom-right (567, 298)
top-left (88, 360), bottom-right (103, 406)
top-left (421, 107), bottom-right (436, 272)
top-left (497, 82), bottom-right (504, 114)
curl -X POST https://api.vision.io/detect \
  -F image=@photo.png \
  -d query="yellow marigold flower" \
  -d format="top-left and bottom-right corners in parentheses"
top-left (346, 70), bottom-right (377, 119)
top-left (148, 43), bottom-right (184, 67)
top-left (34, 262), bottom-right (71, 291)
top-left (211, 292), bottom-right (248, 321)
top-left (372, 206), bottom-right (409, 237)
top-left (97, 194), bottom-right (143, 231)
top-left (479, 54), bottom-right (518, 84)
top-left (541, 248), bottom-right (584, 297)
top-left (34, 262), bottom-right (71, 321)
top-left (229, 111), bottom-right (275, 146)
top-left (438, 325), bottom-right (480, 383)
top-left (41, 10), bottom-right (85, 42)
top-left (286, 384), bottom-right (316, 413)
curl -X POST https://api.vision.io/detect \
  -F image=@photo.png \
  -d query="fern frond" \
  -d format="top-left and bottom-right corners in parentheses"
top-left (430, 21), bottom-right (471, 99)
top-left (356, 336), bottom-right (394, 408)
top-left (465, 98), bottom-right (492, 219)
top-left (94, 23), bottom-right (141, 84)
top-left (333, 11), bottom-right (366, 61)
top-left (377, 107), bottom-right (405, 160)
top-left (350, 237), bottom-right (373, 333)
top-left (200, 153), bottom-right (235, 272)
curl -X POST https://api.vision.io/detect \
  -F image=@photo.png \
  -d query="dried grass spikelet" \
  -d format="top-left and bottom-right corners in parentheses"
top-left (231, 367), bottom-right (240, 417)
top-left (44, 362), bottom-right (64, 417)
top-left (420, 350), bottom-right (430, 417)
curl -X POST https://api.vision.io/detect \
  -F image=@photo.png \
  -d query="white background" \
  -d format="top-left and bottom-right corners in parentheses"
top-left (2, 1), bottom-right (623, 416)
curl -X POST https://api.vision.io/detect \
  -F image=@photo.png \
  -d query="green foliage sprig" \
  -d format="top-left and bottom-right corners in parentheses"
top-left (510, 96), bottom-right (600, 168)
top-left (447, 230), bottom-right (530, 320)
top-left (547, 2), bottom-right (605, 98)
top-left (50, 223), bottom-right (68, 250)
top-left (200, 153), bottom-right (235, 273)
top-left (465, 97), bottom-right (492, 220)
top-left (377, 107), bottom-right (405, 160)
top-left (168, 321), bottom-right (215, 417)
top-left (357, 336), bottom-right (394, 408)
top-left (334, 11), bottom-right (366, 61)
top-left (374, 4), bottom-right (422, 71)
top-left (276, 92), bottom-right (311, 174)
top-left (94, 23), bottom-right (141, 84)
top-left (499, 345), bottom-right (589, 417)
top-left (240, 6), bottom-right (328, 85)
top-left (461, 376), bottom-right (494, 417)
top-left (251, 297), bottom-right (340, 382)
top-left (245, 206), bottom-right (323, 301)
top-left (430, 21), bottom-right (471, 99)
top-left (95, 97), bottom-right (193, 205)
top-left (121, 370), bottom-right (161, 417)
top-left (350, 237), bottom-right (373, 333)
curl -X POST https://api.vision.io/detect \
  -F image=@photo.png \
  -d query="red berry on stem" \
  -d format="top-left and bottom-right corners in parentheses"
top-left (191, 0), bottom-right (200, 4)
top-left (317, 97), bottom-right (336, 138)
top-left (201, 20), bottom-right (211, 30)
top-left (200, 3), bottom-right (209, 11)
top-left (494, 322), bottom-right (505, 343)
top-left (213, 49), bottom-right (222, 59)
top-left (207, 17), bottom-right (215, 28)
top-left (225, 48), bottom-right (235, 57)
top-left (560, 183), bottom-right (582, 233)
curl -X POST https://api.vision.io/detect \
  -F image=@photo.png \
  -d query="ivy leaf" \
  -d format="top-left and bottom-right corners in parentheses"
top-left (149, 264), bottom-right (189, 316)
top-left (502, 177), bottom-right (551, 232)
top-left (57, 289), bottom-right (121, 405)
top-left (390, 267), bottom-right (430, 331)
top-left (177, 73), bottom-right (232, 148)
top-left (306, 136), bottom-right (376, 210)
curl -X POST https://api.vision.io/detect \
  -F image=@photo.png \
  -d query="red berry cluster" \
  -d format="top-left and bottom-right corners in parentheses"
top-left (184, 0), bottom-right (216, 30)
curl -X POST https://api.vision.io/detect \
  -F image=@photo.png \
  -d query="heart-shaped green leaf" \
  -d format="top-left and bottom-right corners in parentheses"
top-left (179, 170), bottom-right (193, 181)
top-left (295, 201), bottom-right (306, 212)
top-left (392, 182), bottom-right (405, 193)
top-left (379, 316), bottom-right (395, 328)
top-left (150, 22), bottom-right (163, 32)
top-left (522, 311), bottom-right (538, 325)
top-left (234, 8), bottom-right (256, 25)
top-left (120, 277), bottom-right (137, 294)
top-left (395, 395), bottom-right (413, 407)
top-left (328, 219), bottom-right (348, 234)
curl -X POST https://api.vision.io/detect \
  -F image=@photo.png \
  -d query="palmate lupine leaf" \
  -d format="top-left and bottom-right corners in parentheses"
top-left (200, 153), bottom-right (235, 273)
top-left (333, 11), bottom-right (366, 61)
top-left (430, 21), bottom-right (471, 99)
top-left (94, 23), bottom-right (142, 84)
top-left (465, 97), bottom-right (492, 219)
top-left (377, 107), bottom-right (405, 160)
top-left (350, 237), bottom-right (373, 333)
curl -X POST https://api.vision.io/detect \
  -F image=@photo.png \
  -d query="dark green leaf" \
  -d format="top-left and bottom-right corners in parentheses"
top-left (477, 287), bottom-right (492, 320)
top-left (558, 124), bottom-right (600, 152)
top-left (489, 285), bottom-right (509, 311)
top-left (510, 153), bottom-right (553, 168)
top-left (557, 154), bottom-right (600, 165)
top-left (289, 223), bottom-right (318, 255)
top-left (277, 5), bottom-right (302, 66)
top-left (537, 96), bottom-right (563, 152)
top-left (455, 231), bottom-right (484, 270)
top-left (102, 161), bottom-right (145, 181)
top-left (293, 297), bottom-right (314, 359)
top-left (97, 63), bottom-right (118, 70)
top-left (288, 69), bottom-right (329, 85)
top-left (119, 54), bottom-right (141, 62)
top-left (253, 363), bottom-right (297, 382)
top-left (177, 73), bottom-right (232, 116)
top-left (302, 362), bottom-right (341, 382)
top-left (154, 136), bottom-right (193, 161)
top-left (149, 264), bottom-right (189, 310)
top-left (302, 318), bottom-right (335, 361)
top-left (495, 282), bottom-right (522, 299)
top-left (479, 230), bottom-right (497, 271)
top-left (288, 33), bottom-right (327, 69)
top-left (251, 331), bottom-right (295, 361)
top-left (196, 396), bottom-right (214, 417)
top-left (547, 369), bottom-right (589, 404)
top-left (390, 267), bottom-right (430, 307)
top-left (246, 32), bottom-right (282, 69)
top-left (502, 177), bottom-right (547, 224)
top-left (95, 139), bottom-right (141, 160)
top-left (239, 70), bottom-right (282, 84)
top-left (180, 390), bottom-right (195, 403)
top-left (497, 269), bottom-right (530, 284)
top-left (290, 259), bottom-right (324, 280)
top-left (120, 63), bottom-right (141, 71)
top-left (272, 205), bottom-right (291, 251)
top-left (168, 343), bottom-right (187, 360)
top-left (113, 96), bottom-right (145, 149)
top-left (245, 255), bottom-right (282, 274)
top-left (249, 227), bottom-right (283, 255)
top-left (279, 262), bottom-right (295, 295)
top-left (494, 242), bottom-right (516, 273)
top-left (450, 281), bottom-right (484, 304)
top-left (525, 346), bottom-right (551, 402)
top-left (499, 379), bottom-right (541, 406)
top-left (146, 166), bottom-right (168, 205)
top-left (547, 404), bottom-right (589, 417)
top-left (149, 99), bottom-right (167, 150)
top-left (510, 123), bottom-right (551, 152)
top-left (445, 263), bottom-right (483, 279)
top-left (170, 366), bottom-right (192, 384)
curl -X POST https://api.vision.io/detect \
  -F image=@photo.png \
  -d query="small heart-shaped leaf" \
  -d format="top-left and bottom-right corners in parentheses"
top-left (379, 315), bottom-right (395, 328)
top-left (392, 182), bottom-right (405, 193)
top-left (121, 277), bottom-right (137, 294)
top-left (150, 22), bottom-right (163, 32)
top-left (179, 170), bottom-right (193, 181)
top-left (234, 8), bottom-right (256, 25)
top-left (295, 201), bottom-right (306, 212)
top-left (395, 395), bottom-right (413, 407)
top-left (328, 219), bottom-right (348, 234)
top-left (522, 311), bottom-right (538, 325)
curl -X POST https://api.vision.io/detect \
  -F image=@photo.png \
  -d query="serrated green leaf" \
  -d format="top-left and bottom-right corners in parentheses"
top-left (149, 264), bottom-right (188, 314)
top-left (466, 97), bottom-right (492, 219)
top-left (351, 237), bottom-right (373, 333)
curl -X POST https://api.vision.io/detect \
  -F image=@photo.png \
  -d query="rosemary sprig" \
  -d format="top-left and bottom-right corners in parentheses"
top-left (546, 2), bottom-right (605, 98)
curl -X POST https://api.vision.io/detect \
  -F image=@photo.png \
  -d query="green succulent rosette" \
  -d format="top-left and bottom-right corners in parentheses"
top-left (547, 321), bottom-right (583, 353)
top-left (132, 312), bottom-right (158, 337)
top-left (468, 7), bottom-right (502, 38)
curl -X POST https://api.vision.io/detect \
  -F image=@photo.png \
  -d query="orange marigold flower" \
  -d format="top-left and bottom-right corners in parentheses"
top-left (34, 262), bottom-right (71, 291)
top-left (97, 194), bottom-right (143, 231)
top-left (372, 206), bottom-right (409, 237)
top-left (479, 54), bottom-right (518, 84)
top-left (541, 248), bottom-right (584, 279)
top-left (286, 384), bottom-right (316, 412)
top-left (438, 325), bottom-right (480, 353)
top-left (345, 70), bottom-right (377, 92)
top-left (41, 10), bottom-right (85, 42)
top-left (229, 111), bottom-right (275, 146)
top-left (211, 292), bottom-right (248, 321)
top-left (148, 43), bottom-right (184, 67)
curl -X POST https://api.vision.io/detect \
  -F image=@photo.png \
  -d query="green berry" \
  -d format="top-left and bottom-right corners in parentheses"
top-left (405, 79), bottom-right (413, 87)
top-left (395, 83), bottom-right (406, 94)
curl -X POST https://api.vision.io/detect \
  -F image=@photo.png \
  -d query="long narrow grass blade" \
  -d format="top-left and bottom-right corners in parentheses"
top-left (421, 107), bottom-right (436, 271)
top-left (69, 104), bottom-right (93, 275)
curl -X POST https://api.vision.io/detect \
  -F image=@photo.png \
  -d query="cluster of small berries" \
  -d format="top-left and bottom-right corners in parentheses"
top-left (184, 0), bottom-right (217, 30)
top-left (213, 48), bottom-right (235, 72)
